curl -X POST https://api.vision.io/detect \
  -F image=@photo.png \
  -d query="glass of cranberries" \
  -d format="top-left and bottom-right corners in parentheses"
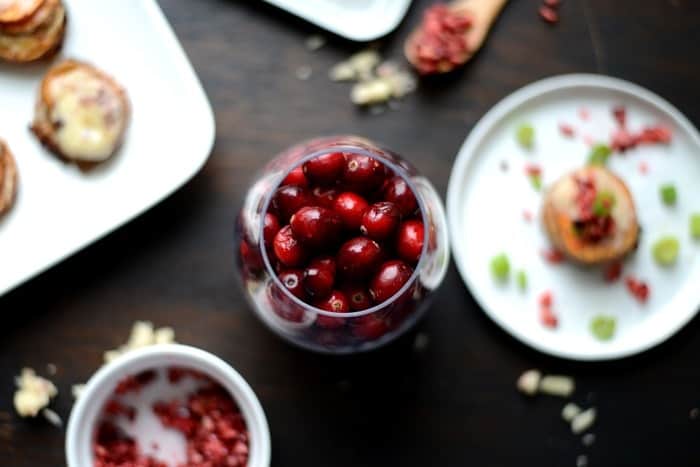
top-left (236, 136), bottom-right (449, 353)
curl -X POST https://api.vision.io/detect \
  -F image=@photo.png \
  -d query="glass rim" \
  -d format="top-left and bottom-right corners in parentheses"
top-left (258, 141), bottom-right (429, 318)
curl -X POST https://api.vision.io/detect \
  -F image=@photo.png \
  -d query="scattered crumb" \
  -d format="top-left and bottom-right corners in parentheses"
top-left (305, 34), bottom-right (326, 51)
top-left (413, 333), bottom-right (429, 352)
top-left (582, 433), bottom-right (596, 447)
top-left (571, 408), bottom-right (597, 434)
top-left (539, 375), bottom-right (575, 397)
top-left (46, 363), bottom-right (57, 376)
top-left (578, 107), bottom-right (590, 121)
top-left (13, 368), bottom-right (58, 418)
top-left (295, 65), bottom-right (312, 81)
top-left (516, 369), bottom-right (542, 396)
top-left (576, 454), bottom-right (588, 467)
top-left (41, 408), bottom-right (63, 428)
top-left (72, 384), bottom-right (85, 400)
top-left (562, 403), bottom-right (582, 422)
top-left (103, 321), bottom-right (176, 364)
top-left (690, 408), bottom-right (699, 420)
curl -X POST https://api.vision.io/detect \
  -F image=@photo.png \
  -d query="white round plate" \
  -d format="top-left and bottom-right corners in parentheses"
top-left (447, 74), bottom-right (700, 361)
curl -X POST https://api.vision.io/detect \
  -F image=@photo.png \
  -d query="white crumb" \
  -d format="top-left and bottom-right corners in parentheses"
top-left (516, 369), bottom-right (541, 396)
top-left (539, 375), bottom-right (575, 397)
top-left (571, 408), bottom-right (597, 434)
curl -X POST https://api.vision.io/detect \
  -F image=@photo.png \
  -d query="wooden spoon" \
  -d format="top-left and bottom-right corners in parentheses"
top-left (405, 0), bottom-right (508, 75)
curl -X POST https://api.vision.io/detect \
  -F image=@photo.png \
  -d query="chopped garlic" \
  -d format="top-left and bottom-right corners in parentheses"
top-left (329, 62), bottom-right (356, 82)
top-left (571, 407), bottom-right (596, 434)
top-left (516, 369), bottom-right (542, 396)
top-left (103, 321), bottom-right (176, 364)
top-left (351, 79), bottom-right (394, 105)
top-left (13, 368), bottom-right (57, 417)
top-left (71, 384), bottom-right (85, 399)
top-left (539, 375), bottom-right (575, 397)
top-left (562, 403), bottom-right (582, 422)
top-left (348, 50), bottom-right (381, 81)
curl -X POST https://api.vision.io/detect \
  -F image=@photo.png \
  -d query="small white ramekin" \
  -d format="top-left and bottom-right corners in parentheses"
top-left (66, 344), bottom-right (271, 467)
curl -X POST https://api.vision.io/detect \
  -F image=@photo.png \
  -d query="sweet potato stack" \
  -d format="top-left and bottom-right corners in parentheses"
top-left (0, 0), bottom-right (66, 62)
top-left (0, 139), bottom-right (18, 216)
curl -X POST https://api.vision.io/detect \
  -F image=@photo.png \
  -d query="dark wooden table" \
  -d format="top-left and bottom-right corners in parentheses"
top-left (2, 0), bottom-right (699, 465)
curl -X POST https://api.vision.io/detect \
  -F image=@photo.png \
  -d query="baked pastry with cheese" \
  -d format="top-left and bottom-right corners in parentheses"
top-left (31, 59), bottom-right (130, 163)
top-left (0, 139), bottom-right (18, 217)
top-left (0, 0), bottom-right (66, 63)
top-left (543, 166), bottom-right (639, 265)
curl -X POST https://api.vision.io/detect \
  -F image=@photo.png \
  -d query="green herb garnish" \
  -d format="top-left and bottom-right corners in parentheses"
top-left (652, 236), bottom-right (680, 266)
top-left (516, 270), bottom-right (528, 291)
top-left (592, 191), bottom-right (616, 217)
top-left (490, 254), bottom-right (510, 282)
top-left (660, 184), bottom-right (677, 206)
top-left (587, 144), bottom-right (612, 166)
top-left (691, 214), bottom-right (700, 240)
top-left (530, 174), bottom-right (542, 191)
top-left (516, 124), bottom-right (535, 150)
top-left (590, 315), bottom-right (616, 341)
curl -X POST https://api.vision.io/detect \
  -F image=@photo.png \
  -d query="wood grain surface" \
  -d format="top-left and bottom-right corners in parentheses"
top-left (1, 0), bottom-right (699, 465)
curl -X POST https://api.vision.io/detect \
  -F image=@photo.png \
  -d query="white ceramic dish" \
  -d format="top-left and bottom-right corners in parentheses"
top-left (447, 74), bottom-right (700, 361)
top-left (263, 0), bottom-right (412, 41)
top-left (0, 0), bottom-right (215, 297)
top-left (66, 344), bottom-right (271, 467)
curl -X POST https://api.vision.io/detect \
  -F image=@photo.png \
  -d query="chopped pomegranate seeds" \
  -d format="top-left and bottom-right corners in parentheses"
top-left (524, 164), bottom-right (542, 177)
top-left (625, 276), bottom-right (650, 303)
top-left (604, 262), bottom-right (623, 283)
top-left (94, 369), bottom-right (250, 467)
top-left (578, 107), bottom-right (590, 121)
top-left (114, 370), bottom-right (157, 395)
top-left (539, 291), bottom-right (553, 308)
top-left (609, 105), bottom-right (672, 153)
top-left (612, 106), bottom-right (627, 128)
top-left (559, 122), bottom-right (575, 137)
top-left (539, 5), bottom-right (559, 23)
top-left (539, 307), bottom-right (559, 328)
top-left (542, 248), bottom-right (566, 264)
top-left (411, 4), bottom-right (473, 74)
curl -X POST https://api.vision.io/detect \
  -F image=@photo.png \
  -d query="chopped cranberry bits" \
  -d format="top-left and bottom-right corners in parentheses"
top-left (410, 4), bottom-right (473, 75)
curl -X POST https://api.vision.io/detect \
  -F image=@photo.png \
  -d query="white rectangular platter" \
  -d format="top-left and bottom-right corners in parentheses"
top-left (0, 0), bottom-right (215, 297)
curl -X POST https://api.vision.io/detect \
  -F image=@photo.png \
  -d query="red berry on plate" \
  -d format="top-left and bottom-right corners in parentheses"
top-left (281, 166), bottom-right (308, 187)
top-left (272, 185), bottom-right (311, 223)
top-left (334, 192), bottom-right (369, 231)
top-left (273, 225), bottom-right (306, 267)
top-left (382, 176), bottom-right (418, 216)
top-left (352, 314), bottom-right (389, 340)
top-left (370, 260), bottom-right (414, 303)
top-left (304, 256), bottom-right (336, 298)
top-left (311, 186), bottom-right (340, 210)
top-left (278, 269), bottom-right (305, 299)
top-left (303, 152), bottom-right (346, 186)
top-left (342, 153), bottom-right (386, 192)
top-left (360, 202), bottom-right (401, 240)
top-left (343, 285), bottom-right (373, 311)
top-left (337, 237), bottom-right (383, 277)
top-left (263, 212), bottom-right (281, 248)
top-left (290, 206), bottom-right (342, 248)
top-left (539, 307), bottom-right (558, 328)
top-left (396, 219), bottom-right (424, 263)
top-left (314, 290), bottom-right (350, 329)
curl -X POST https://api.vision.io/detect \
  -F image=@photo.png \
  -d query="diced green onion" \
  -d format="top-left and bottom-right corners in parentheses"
top-left (592, 191), bottom-right (616, 217)
top-left (691, 213), bottom-right (700, 240)
top-left (652, 236), bottom-right (680, 266)
top-left (516, 124), bottom-right (535, 150)
top-left (587, 144), bottom-right (612, 166)
top-left (660, 183), bottom-right (677, 206)
top-left (590, 315), bottom-right (616, 341)
top-left (530, 174), bottom-right (542, 191)
top-left (516, 270), bottom-right (528, 291)
top-left (490, 254), bottom-right (510, 281)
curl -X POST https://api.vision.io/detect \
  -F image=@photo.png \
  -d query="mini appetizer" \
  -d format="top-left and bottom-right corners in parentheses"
top-left (31, 59), bottom-right (130, 164)
top-left (0, 0), bottom-right (66, 63)
top-left (542, 166), bottom-right (639, 265)
top-left (0, 139), bottom-right (18, 216)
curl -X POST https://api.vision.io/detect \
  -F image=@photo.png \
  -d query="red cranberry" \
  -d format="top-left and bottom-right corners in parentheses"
top-left (304, 256), bottom-right (336, 298)
top-left (303, 152), bottom-right (346, 185)
top-left (278, 269), bottom-right (305, 299)
top-left (396, 219), bottom-right (424, 263)
top-left (290, 206), bottom-right (342, 248)
top-left (342, 153), bottom-right (386, 192)
top-left (272, 225), bottom-right (306, 267)
top-left (281, 166), bottom-right (308, 187)
top-left (271, 185), bottom-right (311, 223)
top-left (239, 240), bottom-right (262, 272)
top-left (382, 176), bottom-right (418, 216)
top-left (370, 260), bottom-right (414, 303)
top-left (337, 237), bottom-right (383, 277)
top-left (352, 314), bottom-right (389, 340)
top-left (262, 212), bottom-right (280, 248)
top-left (314, 290), bottom-right (350, 329)
top-left (311, 186), bottom-right (339, 209)
top-left (334, 192), bottom-right (369, 231)
top-left (360, 202), bottom-right (401, 240)
top-left (343, 285), bottom-right (373, 311)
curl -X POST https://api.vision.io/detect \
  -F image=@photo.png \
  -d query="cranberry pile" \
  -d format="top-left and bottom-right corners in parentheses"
top-left (263, 152), bottom-right (425, 322)
top-left (94, 368), bottom-right (250, 467)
